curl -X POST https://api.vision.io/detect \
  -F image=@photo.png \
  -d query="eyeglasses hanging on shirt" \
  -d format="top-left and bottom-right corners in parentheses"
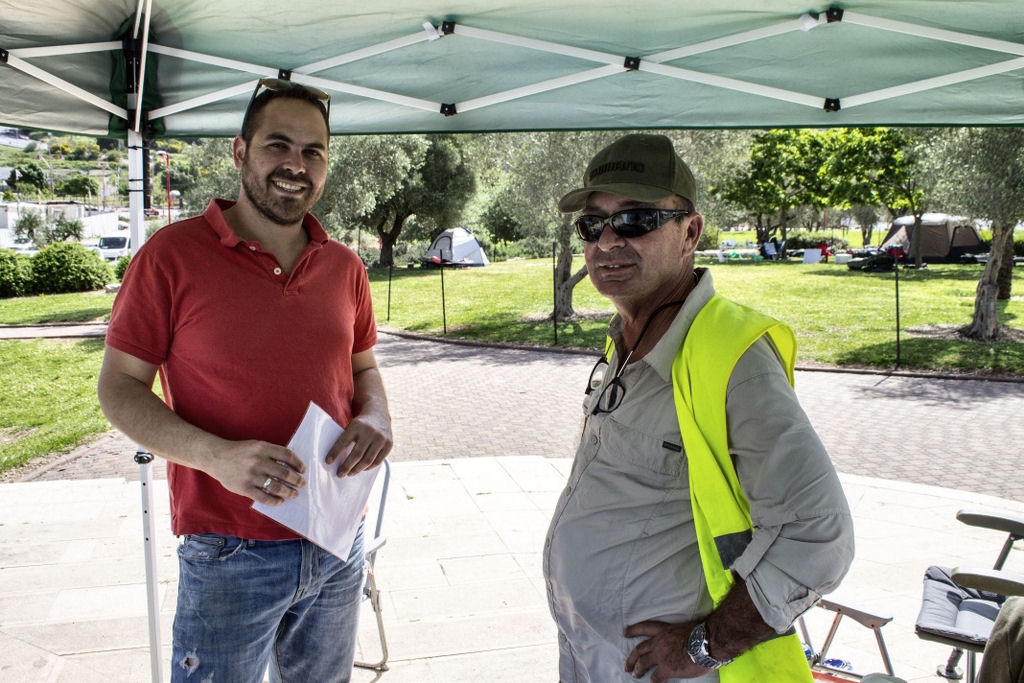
top-left (585, 299), bottom-right (685, 416)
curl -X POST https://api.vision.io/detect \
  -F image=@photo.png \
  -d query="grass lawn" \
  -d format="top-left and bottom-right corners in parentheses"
top-left (2, 255), bottom-right (1023, 475)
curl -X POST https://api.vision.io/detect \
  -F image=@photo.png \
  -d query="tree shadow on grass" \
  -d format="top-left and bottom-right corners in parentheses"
top-left (835, 333), bottom-right (1024, 377)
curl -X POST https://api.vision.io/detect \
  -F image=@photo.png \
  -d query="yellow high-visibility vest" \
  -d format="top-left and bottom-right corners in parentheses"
top-left (671, 293), bottom-right (811, 682)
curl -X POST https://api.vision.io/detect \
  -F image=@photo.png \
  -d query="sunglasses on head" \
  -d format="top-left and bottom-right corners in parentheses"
top-left (574, 208), bottom-right (690, 242)
top-left (245, 77), bottom-right (331, 122)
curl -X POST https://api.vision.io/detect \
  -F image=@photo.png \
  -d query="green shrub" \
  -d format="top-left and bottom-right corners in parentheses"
top-left (0, 250), bottom-right (33, 298)
top-left (29, 242), bottom-right (111, 294)
top-left (113, 255), bottom-right (131, 281)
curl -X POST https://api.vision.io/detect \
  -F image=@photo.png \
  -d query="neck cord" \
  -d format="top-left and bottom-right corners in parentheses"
top-left (613, 299), bottom-right (686, 374)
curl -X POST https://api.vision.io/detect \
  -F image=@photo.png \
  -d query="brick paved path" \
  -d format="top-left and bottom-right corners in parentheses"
top-left (13, 331), bottom-right (1024, 503)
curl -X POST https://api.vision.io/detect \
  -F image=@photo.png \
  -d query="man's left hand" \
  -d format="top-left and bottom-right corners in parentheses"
top-left (624, 620), bottom-right (705, 681)
top-left (325, 412), bottom-right (393, 477)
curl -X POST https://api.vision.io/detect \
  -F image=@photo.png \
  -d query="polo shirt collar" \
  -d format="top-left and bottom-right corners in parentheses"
top-left (204, 198), bottom-right (331, 248)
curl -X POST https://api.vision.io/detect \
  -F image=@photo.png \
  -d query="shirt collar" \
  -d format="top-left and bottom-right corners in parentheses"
top-left (610, 268), bottom-right (716, 384)
top-left (204, 198), bottom-right (330, 248)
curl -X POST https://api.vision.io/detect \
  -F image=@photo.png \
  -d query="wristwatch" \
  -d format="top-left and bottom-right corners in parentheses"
top-left (687, 622), bottom-right (733, 670)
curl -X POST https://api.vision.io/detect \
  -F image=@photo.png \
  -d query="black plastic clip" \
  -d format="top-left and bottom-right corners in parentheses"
top-left (826, 8), bottom-right (844, 23)
top-left (0, 49), bottom-right (8, 64)
top-left (134, 448), bottom-right (154, 465)
top-left (440, 103), bottom-right (458, 116)
top-left (441, 21), bottom-right (456, 35)
top-left (278, 69), bottom-right (292, 80)
top-left (824, 98), bottom-right (841, 112)
top-left (624, 56), bottom-right (641, 71)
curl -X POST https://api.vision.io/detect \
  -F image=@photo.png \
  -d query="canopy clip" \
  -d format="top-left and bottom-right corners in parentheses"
top-left (278, 69), bottom-right (292, 80)
top-left (624, 56), bottom-right (641, 71)
top-left (0, 49), bottom-right (8, 64)
top-left (440, 103), bottom-right (458, 116)
top-left (441, 21), bottom-right (456, 35)
top-left (826, 8), bottom-right (844, 23)
top-left (824, 98), bottom-right (841, 112)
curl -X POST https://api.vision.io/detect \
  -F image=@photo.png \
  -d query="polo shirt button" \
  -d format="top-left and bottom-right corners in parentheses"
top-left (248, 245), bottom-right (257, 251)
top-left (273, 267), bottom-right (282, 275)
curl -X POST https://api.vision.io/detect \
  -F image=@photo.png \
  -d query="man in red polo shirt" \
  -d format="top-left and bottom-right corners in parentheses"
top-left (97, 79), bottom-right (392, 683)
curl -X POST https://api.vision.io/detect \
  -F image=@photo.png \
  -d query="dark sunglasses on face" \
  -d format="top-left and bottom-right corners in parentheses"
top-left (574, 208), bottom-right (690, 243)
top-left (245, 77), bottom-right (332, 122)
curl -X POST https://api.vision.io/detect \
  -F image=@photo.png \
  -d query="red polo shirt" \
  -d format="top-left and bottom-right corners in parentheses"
top-left (106, 199), bottom-right (377, 538)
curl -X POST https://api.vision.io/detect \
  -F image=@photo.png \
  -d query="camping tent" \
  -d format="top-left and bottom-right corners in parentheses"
top-left (1, 2), bottom-right (1023, 253)
top-left (880, 213), bottom-right (988, 263)
top-left (424, 227), bottom-right (489, 267)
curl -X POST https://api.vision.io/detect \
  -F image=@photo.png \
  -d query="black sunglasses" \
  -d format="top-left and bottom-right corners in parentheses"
top-left (245, 77), bottom-right (331, 123)
top-left (574, 208), bottom-right (690, 242)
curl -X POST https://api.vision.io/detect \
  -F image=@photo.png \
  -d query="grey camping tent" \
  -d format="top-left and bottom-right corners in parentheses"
top-left (424, 227), bottom-right (489, 267)
top-left (880, 213), bottom-right (988, 263)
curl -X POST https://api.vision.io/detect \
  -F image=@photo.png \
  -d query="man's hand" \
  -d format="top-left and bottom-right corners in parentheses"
top-left (325, 412), bottom-right (393, 477)
top-left (206, 439), bottom-right (307, 506)
top-left (624, 620), bottom-right (705, 681)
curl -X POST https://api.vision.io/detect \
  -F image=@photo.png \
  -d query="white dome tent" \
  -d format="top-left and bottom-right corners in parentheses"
top-left (424, 227), bottom-right (489, 267)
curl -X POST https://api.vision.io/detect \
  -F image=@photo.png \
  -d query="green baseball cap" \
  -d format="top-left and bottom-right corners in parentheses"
top-left (557, 133), bottom-right (697, 213)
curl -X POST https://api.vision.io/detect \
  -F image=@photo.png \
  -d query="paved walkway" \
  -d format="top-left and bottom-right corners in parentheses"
top-left (3, 328), bottom-right (1024, 681)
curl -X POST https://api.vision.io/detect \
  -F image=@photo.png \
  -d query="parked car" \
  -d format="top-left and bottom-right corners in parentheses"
top-left (9, 237), bottom-right (38, 257)
top-left (93, 234), bottom-right (131, 261)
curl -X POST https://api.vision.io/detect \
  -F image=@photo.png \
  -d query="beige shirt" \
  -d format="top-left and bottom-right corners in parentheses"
top-left (544, 269), bottom-right (854, 683)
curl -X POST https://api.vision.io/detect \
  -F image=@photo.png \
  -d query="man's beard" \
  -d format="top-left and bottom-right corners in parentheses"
top-left (240, 165), bottom-right (322, 226)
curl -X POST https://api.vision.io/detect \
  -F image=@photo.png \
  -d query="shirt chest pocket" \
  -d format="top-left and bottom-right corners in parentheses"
top-left (597, 414), bottom-right (686, 479)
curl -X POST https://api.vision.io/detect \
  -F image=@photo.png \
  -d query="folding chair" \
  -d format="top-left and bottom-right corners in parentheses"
top-left (798, 596), bottom-right (897, 681)
top-left (355, 459), bottom-right (391, 672)
top-left (915, 508), bottom-right (1024, 683)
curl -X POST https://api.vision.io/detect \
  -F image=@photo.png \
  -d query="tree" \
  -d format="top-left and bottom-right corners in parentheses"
top-left (319, 135), bottom-right (476, 267)
top-left (47, 214), bottom-right (85, 243)
top-left (177, 139), bottom-right (236, 216)
top-left (941, 128), bottom-right (1024, 340)
top-left (13, 209), bottom-right (46, 245)
top-left (825, 128), bottom-right (940, 268)
top-left (55, 174), bottom-right (99, 201)
top-left (8, 162), bottom-right (47, 192)
top-left (713, 129), bottom-right (827, 249)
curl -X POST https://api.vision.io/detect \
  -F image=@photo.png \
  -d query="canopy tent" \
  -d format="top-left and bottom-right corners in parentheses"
top-left (1, 1), bottom-right (1023, 250)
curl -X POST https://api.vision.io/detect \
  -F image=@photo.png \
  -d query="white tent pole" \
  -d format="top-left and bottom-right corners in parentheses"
top-left (640, 61), bottom-right (824, 108)
top-left (132, 0), bottom-right (154, 133)
top-left (9, 41), bottom-right (121, 58)
top-left (1, 53), bottom-right (127, 119)
top-left (128, 128), bottom-right (146, 252)
top-left (843, 57), bottom-right (1024, 109)
top-left (452, 24), bottom-right (625, 64)
top-left (647, 14), bottom-right (826, 63)
top-left (842, 11), bottom-right (1024, 56)
top-left (458, 65), bottom-right (621, 112)
top-left (134, 447), bottom-right (164, 683)
top-left (298, 30), bottom-right (435, 73)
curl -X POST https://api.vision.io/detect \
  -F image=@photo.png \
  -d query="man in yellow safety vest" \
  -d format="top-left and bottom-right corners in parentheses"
top-left (544, 133), bottom-right (855, 682)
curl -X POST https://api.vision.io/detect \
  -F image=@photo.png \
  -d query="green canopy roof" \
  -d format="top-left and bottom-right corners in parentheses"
top-left (2, 0), bottom-right (1023, 138)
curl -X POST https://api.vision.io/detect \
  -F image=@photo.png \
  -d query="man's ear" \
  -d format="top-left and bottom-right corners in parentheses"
top-left (685, 214), bottom-right (704, 251)
top-left (231, 135), bottom-right (246, 171)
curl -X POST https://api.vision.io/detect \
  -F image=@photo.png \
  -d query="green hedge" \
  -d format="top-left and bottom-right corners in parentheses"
top-left (0, 250), bottom-right (33, 298)
top-left (24, 242), bottom-right (111, 295)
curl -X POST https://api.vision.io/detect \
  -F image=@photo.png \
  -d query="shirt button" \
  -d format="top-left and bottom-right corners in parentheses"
top-left (248, 245), bottom-right (257, 251)
top-left (590, 434), bottom-right (598, 445)
top-left (564, 486), bottom-right (572, 496)
top-left (273, 267), bottom-right (283, 275)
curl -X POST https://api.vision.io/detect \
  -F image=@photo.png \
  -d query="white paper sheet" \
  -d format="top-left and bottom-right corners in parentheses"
top-left (252, 402), bottom-right (380, 561)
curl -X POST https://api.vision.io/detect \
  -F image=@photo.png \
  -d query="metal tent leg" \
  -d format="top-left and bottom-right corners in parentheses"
top-left (135, 447), bottom-right (164, 683)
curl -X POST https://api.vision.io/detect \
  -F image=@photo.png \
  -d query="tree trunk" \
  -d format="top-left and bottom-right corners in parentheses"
top-left (376, 210), bottom-right (404, 268)
top-left (963, 221), bottom-right (1013, 341)
top-left (553, 223), bottom-right (587, 322)
top-left (997, 222), bottom-right (1014, 300)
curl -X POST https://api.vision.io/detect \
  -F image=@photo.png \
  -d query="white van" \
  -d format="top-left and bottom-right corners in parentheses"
top-left (94, 234), bottom-right (131, 261)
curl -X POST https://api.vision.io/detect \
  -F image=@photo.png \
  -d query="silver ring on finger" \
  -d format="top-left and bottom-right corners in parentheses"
top-left (261, 476), bottom-right (274, 492)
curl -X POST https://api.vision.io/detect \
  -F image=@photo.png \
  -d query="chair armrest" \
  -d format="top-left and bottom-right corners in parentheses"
top-left (816, 597), bottom-right (893, 630)
top-left (364, 535), bottom-right (387, 555)
top-left (957, 509), bottom-right (1024, 539)
top-left (951, 566), bottom-right (1024, 596)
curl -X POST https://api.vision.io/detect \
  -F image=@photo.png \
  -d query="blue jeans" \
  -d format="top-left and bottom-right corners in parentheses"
top-left (171, 526), bottom-right (365, 683)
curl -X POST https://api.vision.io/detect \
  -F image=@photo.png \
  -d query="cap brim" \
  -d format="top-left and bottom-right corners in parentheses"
top-left (557, 183), bottom-right (677, 213)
